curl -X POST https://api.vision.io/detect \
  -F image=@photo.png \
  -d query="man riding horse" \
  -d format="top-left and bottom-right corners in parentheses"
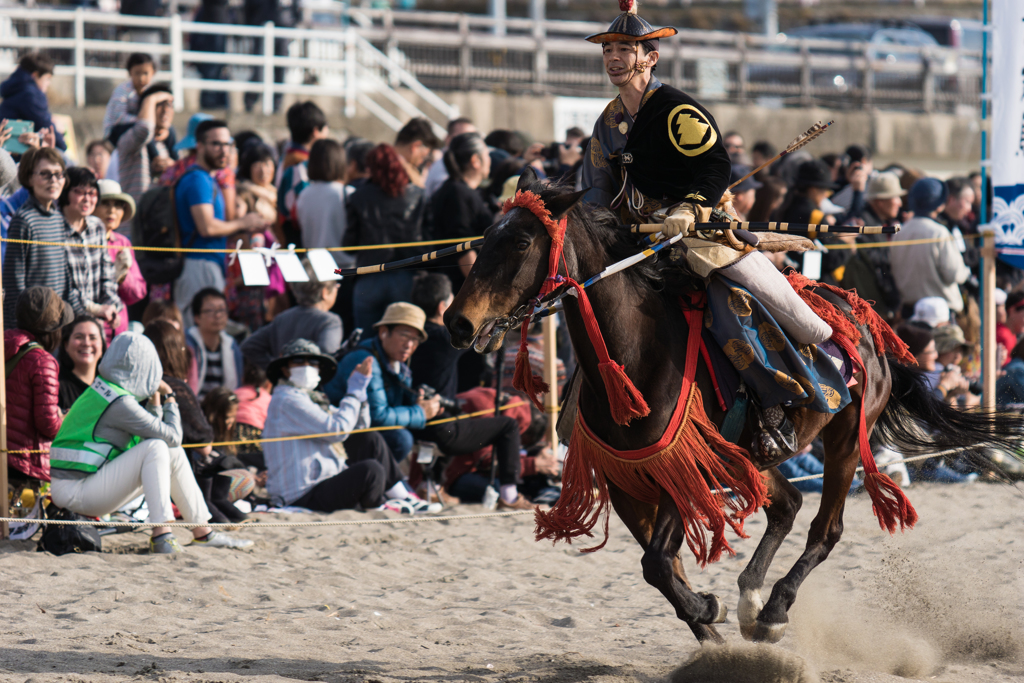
top-left (580, 0), bottom-right (841, 460)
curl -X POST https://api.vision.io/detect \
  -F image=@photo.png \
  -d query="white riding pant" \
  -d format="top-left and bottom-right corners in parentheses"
top-left (50, 439), bottom-right (212, 525)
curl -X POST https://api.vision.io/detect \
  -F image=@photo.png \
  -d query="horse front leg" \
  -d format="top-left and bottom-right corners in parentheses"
top-left (751, 407), bottom-right (860, 643)
top-left (607, 484), bottom-right (724, 644)
top-left (737, 467), bottom-right (802, 641)
top-left (641, 489), bottom-right (728, 643)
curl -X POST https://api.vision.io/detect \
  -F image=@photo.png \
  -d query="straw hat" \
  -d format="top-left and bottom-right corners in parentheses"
top-left (865, 172), bottom-right (907, 201)
top-left (374, 302), bottom-right (428, 341)
top-left (97, 179), bottom-right (136, 222)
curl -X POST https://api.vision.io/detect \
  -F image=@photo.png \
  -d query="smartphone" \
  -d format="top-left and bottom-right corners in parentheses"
top-left (3, 120), bottom-right (35, 155)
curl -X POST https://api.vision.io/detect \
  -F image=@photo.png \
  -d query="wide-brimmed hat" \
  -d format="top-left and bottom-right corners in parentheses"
top-left (865, 172), bottom-right (907, 201)
top-left (585, 0), bottom-right (677, 44)
top-left (16, 286), bottom-right (73, 333)
top-left (266, 338), bottom-right (338, 389)
top-left (373, 302), bottom-right (428, 341)
top-left (174, 112), bottom-right (214, 153)
top-left (794, 160), bottom-right (838, 190)
top-left (97, 179), bottom-right (136, 222)
top-left (729, 164), bottom-right (762, 194)
top-left (933, 324), bottom-right (969, 355)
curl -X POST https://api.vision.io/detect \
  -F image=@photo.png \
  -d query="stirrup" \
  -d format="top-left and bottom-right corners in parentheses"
top-left (753, 404), bottom-right (798, 461)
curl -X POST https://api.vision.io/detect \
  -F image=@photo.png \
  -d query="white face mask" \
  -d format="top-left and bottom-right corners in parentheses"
top-left (289, 365), bottom-right (321, 390)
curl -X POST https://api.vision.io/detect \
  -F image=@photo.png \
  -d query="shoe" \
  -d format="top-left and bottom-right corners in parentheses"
top-left (150, 533), bottom-right (185, 554)
top-left (497, 494), bottom-right (535, 511)
top-left (380, 497), bottom-right (442, 514)
top-left (190, 531), bottom-right (254, 549)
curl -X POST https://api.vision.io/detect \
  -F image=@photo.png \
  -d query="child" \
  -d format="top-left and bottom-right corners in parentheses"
top-left (234, 362), bottom-right (272, 472)
top-left (199, 387), bottom-right (254, 524)
top-left (102, 53), bottom-right (156, 138)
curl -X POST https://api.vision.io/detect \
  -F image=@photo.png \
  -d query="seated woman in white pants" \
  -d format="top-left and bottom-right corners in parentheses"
top-left (49, 333), bottom-right (252, 553)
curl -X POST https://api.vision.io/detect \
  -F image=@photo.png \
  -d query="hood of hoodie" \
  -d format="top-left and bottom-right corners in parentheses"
top-left (98, 332), bottom-right (163, 400)
top-left (4, 329), bottom-right (37, 360)
top-left (0, 69), bottom-right (36, 99)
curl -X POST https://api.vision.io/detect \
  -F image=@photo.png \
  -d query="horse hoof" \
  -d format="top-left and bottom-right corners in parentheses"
top-left (699, 593), bottom-right (728, 624)
top-left (737, 589), bottom-right (764, 641)
top-left (751, 620), bottom-right (788, 643)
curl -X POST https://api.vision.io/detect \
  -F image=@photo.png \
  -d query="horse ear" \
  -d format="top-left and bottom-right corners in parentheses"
top-left (544, 189), bottom-right (588, 221)
top-left (516, 166), bottom-right (539, 193)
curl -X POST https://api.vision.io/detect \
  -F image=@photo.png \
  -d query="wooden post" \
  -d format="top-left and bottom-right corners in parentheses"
top-left (0, 237), bottom-right (8, 540)
top-left (542, 315), bottom-right (558, 448)
top-left (982, 230), bottom-right (996, 411)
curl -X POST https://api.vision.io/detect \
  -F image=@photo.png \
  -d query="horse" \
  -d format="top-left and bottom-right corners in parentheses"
top-left (444, 168), bottom-right (1024, 646)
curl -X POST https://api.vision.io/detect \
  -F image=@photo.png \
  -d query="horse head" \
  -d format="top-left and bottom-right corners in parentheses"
top-left (445, 167), bottom-right (586, 352)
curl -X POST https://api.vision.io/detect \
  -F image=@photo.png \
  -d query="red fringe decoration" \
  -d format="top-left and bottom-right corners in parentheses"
top-left (786, 272), bottom-right (918, 533)
top-left (598, 360), bottom-right (651, 426)
top-left (535, 382), bottom-right (768, 566)
top-left (512, 329), bottom-right (549, 410)
top-left (618, 0), bottom-right (634, 12)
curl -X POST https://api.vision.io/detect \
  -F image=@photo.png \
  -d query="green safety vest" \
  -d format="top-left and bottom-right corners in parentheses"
top-left (50, 378), bottom-right (142, 474)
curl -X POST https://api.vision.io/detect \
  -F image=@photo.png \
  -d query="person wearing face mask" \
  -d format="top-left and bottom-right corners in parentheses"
top-left (49, 333), bottom-right (254, 553)
top-left (262, 339), bottom-right (436, 514)
top-left (58, 315), bottom-right (107, 412)
top-left (60, 168), bottom-right (123, 341)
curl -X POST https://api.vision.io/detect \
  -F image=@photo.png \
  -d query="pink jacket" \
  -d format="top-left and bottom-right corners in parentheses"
top-left (106, 231), bottom-right (147, 337)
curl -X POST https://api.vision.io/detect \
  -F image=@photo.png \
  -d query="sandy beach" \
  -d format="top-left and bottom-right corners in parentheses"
top-left (1, 480), bottom-right (1022, 683)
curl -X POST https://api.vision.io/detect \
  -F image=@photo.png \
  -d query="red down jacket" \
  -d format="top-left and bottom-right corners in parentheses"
top-left (5, 329), bottom-right (62, 481)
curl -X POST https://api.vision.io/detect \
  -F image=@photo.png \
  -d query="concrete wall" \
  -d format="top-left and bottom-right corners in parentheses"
top-left (51, 82), bottom-right (983, 174)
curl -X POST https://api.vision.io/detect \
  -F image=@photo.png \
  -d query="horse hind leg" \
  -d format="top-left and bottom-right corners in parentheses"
top-left (737, 467), bottom-right (802, 641)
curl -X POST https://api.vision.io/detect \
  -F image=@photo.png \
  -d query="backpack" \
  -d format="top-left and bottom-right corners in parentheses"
top-left (37, 504), bottom-right (102, 555)
top-left (136, 166), bottom-right (207, 285)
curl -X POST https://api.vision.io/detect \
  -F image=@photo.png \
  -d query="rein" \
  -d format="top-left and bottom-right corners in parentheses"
top-left (503, 190), bottom-right (650, 426)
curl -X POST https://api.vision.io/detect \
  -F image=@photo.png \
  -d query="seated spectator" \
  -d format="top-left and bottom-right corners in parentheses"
top-left (200, 388), bottom-right (252, 524)
top-left (86, 140), bottom-right (114, 180)
top-left (296, 138), bottom-right (353, 268)
top-left (728, 164), bottom-right (761, 221)
top-left (345, 145), bottom-right (428, 329)
top-left (241, 258), bottom-right (343, 368)
top-left (95, 179), bottom-right (147, 337)
top-left (998, 337), bottom-right (1024, 407)
top-left (186, 288), bottom-right (244, 400)
top-left (49, 333), bottom-right (252, 552)
top-left (234, 362), bottom-right (272, 470)
top-left (102, 52), bottom-right (156, 138)
top-left (142, 298), bottom-right (184, 330)
top-left (908, 296), bottom-right (951, 330)
top-left (327, 303), bottom-right (439, 463)
top-left (262, 339), bottom-right (435, 513)
top-left (58, 315), bottom-right (106, 412)
top-left (0, 52), bottom-right (66, 151)
top-left (409, 272), bottom-right (465, 401)
top-left (2, 147), bottom-right (68, 328)
top-left (60, 168), bottom-right (122, 340)
top-left (891, 178), bottom-right (970, 319)
top-left (995, 288), bottom-right (1017, 366)
top-left (5, 287), bottom-right (70, 486)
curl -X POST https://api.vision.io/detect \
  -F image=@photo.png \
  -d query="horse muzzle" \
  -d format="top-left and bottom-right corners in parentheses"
top-left (447, 314), bottom-right (508, 354)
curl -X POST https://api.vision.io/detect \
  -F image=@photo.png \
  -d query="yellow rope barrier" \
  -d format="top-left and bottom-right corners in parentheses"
top-left (0, 235), bottom-right (482, 254)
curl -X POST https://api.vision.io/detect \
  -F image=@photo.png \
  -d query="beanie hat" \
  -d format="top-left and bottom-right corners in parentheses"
top-left (896, 324), bottom-right (934, 358)
top-left (907, 177), bottom-right (948, 216)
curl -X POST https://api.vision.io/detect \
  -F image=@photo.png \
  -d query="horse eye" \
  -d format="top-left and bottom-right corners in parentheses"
top-left (516, 240), bottom-right (530, 252)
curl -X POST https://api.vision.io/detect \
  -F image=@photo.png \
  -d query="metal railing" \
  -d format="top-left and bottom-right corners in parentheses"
top-left (0, 4), bottom-right (984, 116)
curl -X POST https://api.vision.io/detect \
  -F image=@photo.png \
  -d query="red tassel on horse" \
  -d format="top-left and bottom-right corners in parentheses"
top-left (598, 360), bottom-right (650, 425)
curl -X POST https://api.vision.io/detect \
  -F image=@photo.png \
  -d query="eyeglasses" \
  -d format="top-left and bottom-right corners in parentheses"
top-left (71, 188), bottom-right (98, 198)
top-left (392, 330), bottom-right (422, 345)
top-left (203, 140), bottom-right (235, 150)
top-left (35, 170), bottom-right (64, 182)
top-left (200, 307), bottom-right (228, 317)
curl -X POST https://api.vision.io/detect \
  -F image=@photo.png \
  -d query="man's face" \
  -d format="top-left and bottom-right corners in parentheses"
top-left (870, 196), bottom-right (902, 223)
top-left (155, 99), bottom-right (174, 131)
top-left (408, 141), bottom-right (432, 169)
top-left (378, 324), bottom-right (422, 364)
top-left (196, 295), bottom-right (228, 334)
top-left (724, 135), bottom-right (744, 158)
top-left (732, 188), bottom-right (756, 216)
top-left (945, 188), bottom-right (975, 222)
top-left (130, 63), bottom-right (156, 94)
top-left (602, 41), bottom-right (647, 87)
top-left (199, 127), bottom-right (233, 170)
top-left (447, 122), bottom-right (477, 145)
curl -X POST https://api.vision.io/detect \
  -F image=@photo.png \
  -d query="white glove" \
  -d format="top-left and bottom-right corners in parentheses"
top-left (114, 248), bottom-right (132, 284)
top-left (662, 203), bottom-right (701, 238)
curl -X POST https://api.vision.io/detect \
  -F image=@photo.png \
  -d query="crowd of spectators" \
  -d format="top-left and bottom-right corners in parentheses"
top-left (0, 46), bottom-right (1015, 553)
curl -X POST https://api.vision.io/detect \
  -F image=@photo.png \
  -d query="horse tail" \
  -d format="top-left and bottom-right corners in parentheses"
top-left (874, 357), bottom-right (1024, 475)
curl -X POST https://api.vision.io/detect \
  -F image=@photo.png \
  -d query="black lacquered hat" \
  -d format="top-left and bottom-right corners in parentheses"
top-left (585, 0), bottom-right (678, 44)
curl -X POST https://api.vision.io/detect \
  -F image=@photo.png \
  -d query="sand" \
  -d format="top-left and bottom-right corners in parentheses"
top-left (1, 481), bottom-right (1023, 683)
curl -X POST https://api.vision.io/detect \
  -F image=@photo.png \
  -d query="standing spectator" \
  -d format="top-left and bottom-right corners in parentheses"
top-left (296, 139), bottom-right (352, 267)
top-left (86, 141), bottom-right (114, 180)
top-left (60, 168), bottom-right (122, 340)
top-left (113, 84), bottom-right (175, 238)
top-left (241, 258), bottom-right (343, 368)
top-left (276, 101), bottom-right (329, 246)
top-left (0, 52), bottom-right (66, 151)
top-left (940, 176), bottom-right (978, 234)
top-left (2, 147), bottom-right (68, 328)
top-left (243, 0), bottom-right (296, 114)
top-left (831, 145), bottom-right (874, 212)
top-left (95, 180), bottom-right (147, 337)
top-left (237, 142), bottom-right (278, 224)
top-left (728, 164), bottom-right (761, 221)
top-left (192, 0), bottom-right (230, 109)
top-left (747, 175), bottom-right (787, 223)
top-left (102, 53), bottom-right (157, 139)
top-left (232, 142), bottom-right (281, 331)
top-left (430, 132), bottom-right (495, 292)
top-left (173, 119), bottom-right (265, 327)
top-left (393, 118), bottom-right (442, 189)
top-left (186, 288), bottom-right (244, 401)
top-left (5, 287), bottom-right (71, 485)
top-left (722, 131), bottom-right (745, 164)
top-left (891, 178), bottom-right (970, 316)
top-left (750, 140), bottom-right (776, 176)
top-left (119, 0), bottom-right (164, 47)
top-left (345, 145), bottom-right (429, 330)
top-left (58, 315), bottom-right (106, 412)
top-left (424, 117), bottom-right (477, 198)
top-left (343, 137), bottom-right (374, 191)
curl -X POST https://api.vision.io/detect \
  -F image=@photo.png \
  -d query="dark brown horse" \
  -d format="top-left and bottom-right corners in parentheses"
top-left (444, 170), bottom-right (1024, 645)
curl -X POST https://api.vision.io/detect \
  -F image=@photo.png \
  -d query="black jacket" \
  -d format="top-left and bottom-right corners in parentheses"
top-left (343, 181), bottom-right (428, 267)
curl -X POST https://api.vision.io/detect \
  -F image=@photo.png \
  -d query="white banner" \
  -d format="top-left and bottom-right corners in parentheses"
top-left (552, 97), bottom-right (610, 142)
top-left (991, 0), bottom-right (1024, 266)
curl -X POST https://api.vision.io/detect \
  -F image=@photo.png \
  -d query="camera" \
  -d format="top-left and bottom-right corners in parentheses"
top-left (417, 384), bottom-right (461, 415)
top-left (335, 327), bottom-right (363, 360)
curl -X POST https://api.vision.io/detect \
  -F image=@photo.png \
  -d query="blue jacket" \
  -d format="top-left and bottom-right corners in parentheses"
top-left (0, 187), bottom-right (29, 263)
top-left (0, 69), bottom-right (67, 151)
top-left (327, 337), bottom-right (425, 430)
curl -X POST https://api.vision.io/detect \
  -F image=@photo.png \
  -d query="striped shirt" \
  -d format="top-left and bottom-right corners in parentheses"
top-left (2, 195), bottom-right (70, 328)
top-left (66, 215), bottom-right (120, 316)
top-left (102, 80), bottom-right (139, 138)
top-left (199, 345), bottom-right (223, 401)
